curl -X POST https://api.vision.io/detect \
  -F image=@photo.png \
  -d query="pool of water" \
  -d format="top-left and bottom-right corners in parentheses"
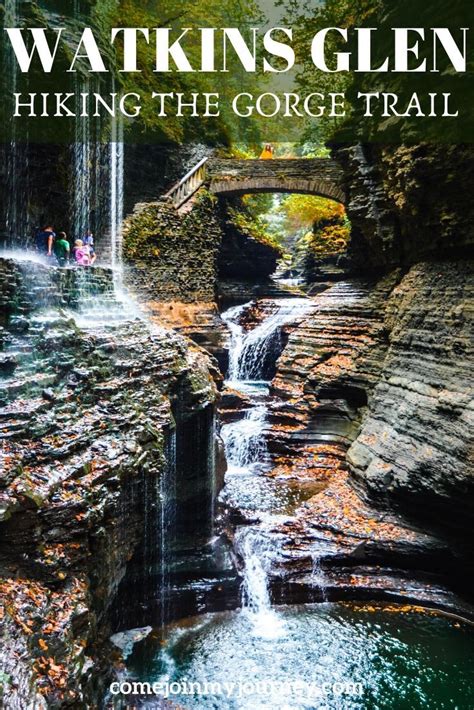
top-left (125, 603), bottom-right (474, 709)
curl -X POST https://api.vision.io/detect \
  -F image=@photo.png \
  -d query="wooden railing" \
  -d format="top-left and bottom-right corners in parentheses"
top-left (164, 156), bottom-right (209, 208)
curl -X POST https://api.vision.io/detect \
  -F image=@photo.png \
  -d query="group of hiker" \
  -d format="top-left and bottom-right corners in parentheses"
top-left (32, 142), bottom-right (274, 266)
top-left (35, 227), bottom-right (97, 267)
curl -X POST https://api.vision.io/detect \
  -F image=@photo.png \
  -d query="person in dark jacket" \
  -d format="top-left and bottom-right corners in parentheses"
top-left (35, 226), bottom-right (56, 257)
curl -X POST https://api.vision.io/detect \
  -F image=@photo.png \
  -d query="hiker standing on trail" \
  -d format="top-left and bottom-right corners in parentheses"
top-left (83, 230), bottom-right (98, 264)
top-left (35, 225), bottom-right (56, 257)
top-left (54, 232), bottom-right (70, 266)
top-left (259, 144), bottom-right (274, 159)
top-left (83, 230), bottom-right (95, 254)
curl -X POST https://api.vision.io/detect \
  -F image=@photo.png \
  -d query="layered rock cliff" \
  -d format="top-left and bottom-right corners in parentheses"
top-left (0, 258), bottom-right (218, 708)
top-left (348, 261), bottom-right (474, 531)
top-left (122, 188), bottom-right (284, 372)
top-left (266, 261), bottom-right (473, 608)
top-left (261, 143), bottom-right (474, 604)
top-left (337, 144), bottom-right (474, 272)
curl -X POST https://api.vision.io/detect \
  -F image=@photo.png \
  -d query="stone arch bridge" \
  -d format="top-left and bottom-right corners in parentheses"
top-left (208, 158), bottom-right (345, 204)
top-left (165, 157), bottom-right (346, 209)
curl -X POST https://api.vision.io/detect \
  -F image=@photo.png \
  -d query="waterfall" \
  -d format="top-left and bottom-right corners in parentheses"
top-left (68, 78), bottom-right (124, 287)
top-left (222, 298), bottom-right (312, 381)
top-left (221, 297), bottom-right (314, 638)
top-left (311, 549), bottom-right (328, 601)
top-left (221, 404), bottom-right (268, 469)
top-left (4, 0), bottom-right (29, 247)
top-left (208, 413), bottom-right (217, 535)
top-left (110, 114), bottom-right (125, 280)
top-left (235, 527), bottom-right (285, 639)
top-left (72, 80), bottom-right (92, 243)
top-left (159, 429), bottom-right (177, 628)
top-left (222, 303), bottom-right (248, 381)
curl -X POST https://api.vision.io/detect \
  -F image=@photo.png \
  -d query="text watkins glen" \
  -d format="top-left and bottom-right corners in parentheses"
top-left (5, 26), bottom-right (469, 119)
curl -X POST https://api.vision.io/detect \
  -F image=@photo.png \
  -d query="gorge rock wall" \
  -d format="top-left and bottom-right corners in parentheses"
top-left (123, 188), bottom-right (283, 369)
top-left (278, 143), bottom-right (470, 541)
top-left (267, 257), bottom-right (473, 615)
top-left (123, 191), bottom-right (222, 304)
top-left (123, 189), bottom-right (282, 304)
top-left (0, 258), bottom-right (218, 708)
top-left (337, 144), bottom-right (474, 273)
top-left (271, 273), bottom-right (400, 454)
top-left (272, 261), bottom-right (473, 538)
top-left (348, 261), bottom-right (474, 531)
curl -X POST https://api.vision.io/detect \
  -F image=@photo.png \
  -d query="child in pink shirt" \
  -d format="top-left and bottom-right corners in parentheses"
top-left (73, 240), bottom-right (91, 266)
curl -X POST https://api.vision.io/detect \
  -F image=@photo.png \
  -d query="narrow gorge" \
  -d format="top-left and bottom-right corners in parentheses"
top-left (0, 2), bottom-right (473, 702)
top-left (1, 138), bottom-right (473, 708)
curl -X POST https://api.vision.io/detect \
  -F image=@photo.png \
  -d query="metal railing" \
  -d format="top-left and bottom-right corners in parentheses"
top-left (164, 157), bottom-right (209, 208)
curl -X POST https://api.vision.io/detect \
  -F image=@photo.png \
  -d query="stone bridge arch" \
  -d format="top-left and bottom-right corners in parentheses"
top-left (207, 158), bottom-right (346, 204)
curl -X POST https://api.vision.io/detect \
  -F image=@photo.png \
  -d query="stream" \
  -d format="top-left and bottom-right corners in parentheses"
top-left (1, 252), bottom-right (473, 707)
top-left (122, 295), bottom-right (474, 709)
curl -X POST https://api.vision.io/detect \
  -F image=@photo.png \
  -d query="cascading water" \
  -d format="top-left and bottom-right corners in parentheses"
top-left (109, 110), bottom-right (125, 281)
top-left (72, 79), bottom-right (92, 243)
top-left (70, 78), bottom-right (124, 273)
top-left (221, 404), bottom-right (268, 470)
top-left (159, 430), bottom-right (177, 629)
top-left (223, 298), bottom-right (312, 381)
top-left (220, 297), bottom-right (313, 637)
top-left (4, 0), bottom-right (30, 247)
top-left (235, 526), bottom-right (285, 639)
top-left (311, 548), bottom-right (328, 602)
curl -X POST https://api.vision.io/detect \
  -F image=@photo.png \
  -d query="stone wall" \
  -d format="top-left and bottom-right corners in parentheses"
top-left (0, 258), bottom-right (115, 325)
top-left (123, 191), bottom-right (222, 304)
top-left (124, 143), bottom-right (213, 215)
top-left (123, 189), bottom-right (283, 305)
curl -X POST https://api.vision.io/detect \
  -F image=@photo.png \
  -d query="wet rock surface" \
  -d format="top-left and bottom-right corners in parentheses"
top-left (144, 300), bottom-right (229, 377)
top-left (260, 265), bottom-right (474, 614)
top-left (0, 258), bottom-right (218, 708)
top-left (348, 261), bottom-right (474, 531)
top-left (270, 274), bottom-right (401, 452)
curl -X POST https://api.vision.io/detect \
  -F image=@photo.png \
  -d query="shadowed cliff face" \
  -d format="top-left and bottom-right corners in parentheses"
top-left (262, 263), bottom-right (473, 609)
top-left (0, 258), bottom-right (218, 708)
top-left (319, 145), bottom-right (474, 534)
top-left (270, 261), bottom-right (474, 538)
top-left (123, 189), bottom-right (283, 305)
top-left (337, 144), bottom-right (474, 273)
top-left (348, 261), bottom-right (474, 529)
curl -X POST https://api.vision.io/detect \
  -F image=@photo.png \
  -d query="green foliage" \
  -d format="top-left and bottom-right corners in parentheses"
top-left (124, 189), bottom-right (219, 260)
top-left (276, 0), bottom-right (382, 143)
top-left (112, 0), bottom-right (266, 145)
top-left (251, 193), bottom-right (351, 267)
top-left (280, 194), bottom-right (346, 232)
top-left (226, 201), bottom-right (284, 254)
top-left (306, 217), bottom-right (351, 257)
top-left (123, 205), bottom-right (163, 260)
top-left (242, 194), bottom-right (275, 218)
